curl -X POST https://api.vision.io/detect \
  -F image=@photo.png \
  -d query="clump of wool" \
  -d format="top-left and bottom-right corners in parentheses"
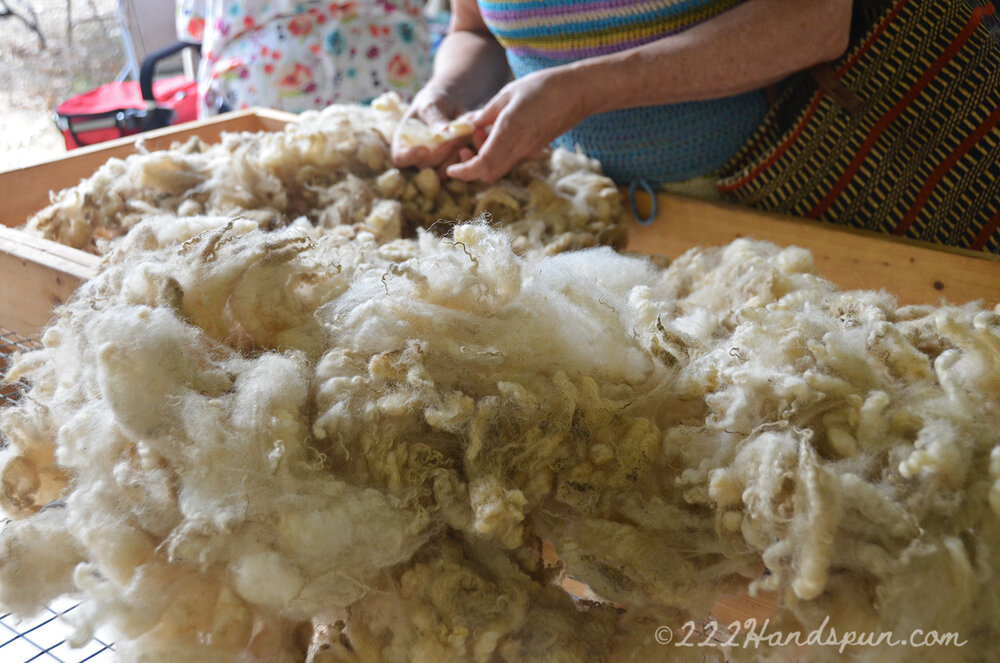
top-left (1, 217), bottom-right (999, 662)
top-left (23, 95), bottom-right (626, 258)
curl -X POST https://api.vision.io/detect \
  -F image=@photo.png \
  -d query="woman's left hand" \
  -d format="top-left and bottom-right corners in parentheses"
top-left (445, 66), bottom-right (590, 182)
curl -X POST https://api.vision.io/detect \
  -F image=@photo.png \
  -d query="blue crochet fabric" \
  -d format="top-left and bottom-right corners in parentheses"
top-left (509, 53), bottom-right (768, 184)
top-left (478, 0), bottom-right (770, 183)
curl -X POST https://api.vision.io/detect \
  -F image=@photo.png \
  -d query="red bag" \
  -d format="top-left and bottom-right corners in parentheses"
top-left (55, 75), bottom-right (198, 150)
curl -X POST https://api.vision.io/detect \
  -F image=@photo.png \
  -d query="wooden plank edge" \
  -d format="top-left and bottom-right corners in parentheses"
top-left (0, 225), bottom-right (100, 281)
top-left (247, 107), bottom-right (301, 131)
top-left (625, 192), bottom-right (1000, 307)
top-left (640, 192), bottom-right (1000, 263)
top-left (0, 227), bottom-right (99, 336)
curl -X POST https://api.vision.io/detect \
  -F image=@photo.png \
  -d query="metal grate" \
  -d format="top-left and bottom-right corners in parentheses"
top-left (0, 329), bottom-right (116, 662)
top-left (0, 599), bottom-right (114, 663)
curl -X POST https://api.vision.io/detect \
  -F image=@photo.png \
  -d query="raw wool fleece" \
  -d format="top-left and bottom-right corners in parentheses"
top-left (23, 94), bottom-right (626, 259)
top-left (1, 216), bottom-right (1000, 662)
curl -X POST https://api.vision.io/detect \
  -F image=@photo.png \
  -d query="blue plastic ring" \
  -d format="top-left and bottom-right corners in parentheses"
top-left (627, 179), bottom-right (658, 226)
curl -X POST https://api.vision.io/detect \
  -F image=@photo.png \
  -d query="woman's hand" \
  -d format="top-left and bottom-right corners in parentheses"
top-left (391, 84), bottom-right (473, 171)
top-left (390, 0), bottom-right (513, 173)
top-left (445, 66), bottom-right (590, 183)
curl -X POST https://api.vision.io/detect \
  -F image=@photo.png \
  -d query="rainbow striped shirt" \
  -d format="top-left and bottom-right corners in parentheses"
top-left (478, 0), bottom-right (769, 183)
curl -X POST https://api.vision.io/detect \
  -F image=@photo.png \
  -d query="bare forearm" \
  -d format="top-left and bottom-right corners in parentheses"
top-left (572, 0), bottom-right (853, 115)
top-left (428, 31), bottom-right (511, 113)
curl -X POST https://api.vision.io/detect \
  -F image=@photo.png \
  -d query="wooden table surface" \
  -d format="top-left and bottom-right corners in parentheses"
top-left (625, 191), bottom-right (1000, 308)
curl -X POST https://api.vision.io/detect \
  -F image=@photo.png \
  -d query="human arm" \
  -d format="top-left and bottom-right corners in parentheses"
top-left (391, 0), bottom-right (511, 169)
top-left (446, 0), bottom-right (854, 182)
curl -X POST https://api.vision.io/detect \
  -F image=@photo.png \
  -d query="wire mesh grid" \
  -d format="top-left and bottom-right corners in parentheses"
top-left (1, 328), bottom-right (116, 662)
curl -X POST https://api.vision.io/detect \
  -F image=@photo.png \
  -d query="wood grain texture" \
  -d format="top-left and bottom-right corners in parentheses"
top-left (0, 226), bottom-right (100, 335)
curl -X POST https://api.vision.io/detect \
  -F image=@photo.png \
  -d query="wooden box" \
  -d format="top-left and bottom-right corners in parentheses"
top-left (4, 108), bottom-right (1000, 630)
top-left (2, 109), bottom-right (999, 338)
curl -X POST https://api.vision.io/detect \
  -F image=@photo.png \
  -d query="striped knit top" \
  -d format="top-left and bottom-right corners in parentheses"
top-left (477, 0), bottom-right (770, 183)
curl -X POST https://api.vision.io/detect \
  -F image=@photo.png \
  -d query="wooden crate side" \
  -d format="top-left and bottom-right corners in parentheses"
top-left (1, 109), bottom-right (297, 230)
top-left (250, 108), bottom-right (301, 132)
top-left (626, 193), bottom-right (1000, 307)
top-left (0, 226), bottom-right (100, 336)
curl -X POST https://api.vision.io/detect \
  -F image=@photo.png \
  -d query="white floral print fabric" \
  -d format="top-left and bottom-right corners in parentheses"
top-left (176, 0), bottom-right (431, 116)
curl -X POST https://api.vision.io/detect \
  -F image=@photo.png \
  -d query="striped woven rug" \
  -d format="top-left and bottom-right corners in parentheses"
top-left (718, 0), bottom-right (1000, 254)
